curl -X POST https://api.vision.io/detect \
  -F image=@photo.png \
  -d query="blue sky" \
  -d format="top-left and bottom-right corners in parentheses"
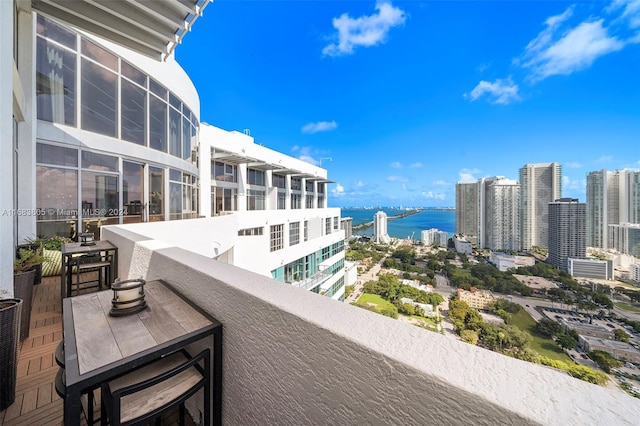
top-left (176, 0), bottom-right (640, 208)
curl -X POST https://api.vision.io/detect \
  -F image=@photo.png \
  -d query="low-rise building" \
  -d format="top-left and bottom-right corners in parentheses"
top-left (560, 319), bottom-right (614, 340)
top-left (421, 229), bottom-right (448, 247)
top-left (513, 274), bottom-right (558, 292)
top-left (489, 252), bottom-right (535, 271)
top-left (453, 236), bottom-right (473, 254)
top-left (344, 261), bottom-right (358, 287)
top-left (579, 336), bottom-right (640, 363)
top-left (400, 297), bottom-right (436, 317)
top-left (457, 288), bottom-right (494, 310)
top-left (568, 258), bottom-right (614, 280)
top-left (631, 264), bottom-right (640, 284)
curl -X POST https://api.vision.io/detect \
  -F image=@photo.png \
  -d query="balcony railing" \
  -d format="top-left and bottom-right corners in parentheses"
top-left (93, 221), bottom-right (640, 425)
top-left (291, 268), bottom-right (332, 292)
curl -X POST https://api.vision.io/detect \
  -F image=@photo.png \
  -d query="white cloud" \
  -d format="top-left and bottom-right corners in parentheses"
top-left (295, 146), bottom-right (322, 165)
top-left (291, 145), bottom-right (300, 152)
top-left (477, 62), bottom-right (492, 72)
top-left (322, 1), bottom-right (406, 57)
top-left (409, 162), bottom-right (423, 168)
top-left (433, 180), bottom-right (449, 186)
top-left (596, 155), bottom-right (614, 163)
top-left (465, 78), bottom-right (520, 105)
top-left (301, 121), bottom-right (338, 134)
top-left (565, 161), bottom-right (582, 168)
top-left (521, 8), bottom-right (624, 81)
top-left (390, 161), bottom-right (403, 169)
top-left (387, 175), bottom-right (408, 182)
top-left (356, 180), bottom-right (365, 188)
top-left (608, 0), bottom-right (640, 29)
top-left (562, 176), bottom-right (586, 191)
top-left (458, 168), bottom-right (481, 183)
top-left (332, 184), bottom-right (345, 197)
top-left (421, 191), bottom-right (447, 200)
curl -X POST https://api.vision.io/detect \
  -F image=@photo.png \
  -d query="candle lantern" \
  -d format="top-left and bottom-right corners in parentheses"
top-left (109, 278), bottom-right (147, 316)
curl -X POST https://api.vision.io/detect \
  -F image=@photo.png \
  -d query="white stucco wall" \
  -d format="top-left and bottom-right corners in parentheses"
top-left (103, 225), bottom-right (640, 425)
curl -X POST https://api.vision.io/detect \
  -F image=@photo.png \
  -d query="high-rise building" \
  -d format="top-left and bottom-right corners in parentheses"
top-left (455, 182), bottom-right (478, 243)
top-left (548, 198), bottom-right (586, 271)
top-left (609, 223), bottom-right (640, 258)
top-left (373, 211), bottom-right (391, 244)
top-left (519, 162), bottom-right (562, 250)
top-left (484, 178), bottom-right (520, 251)
top-left (587, 169), bottom-right (640, 249)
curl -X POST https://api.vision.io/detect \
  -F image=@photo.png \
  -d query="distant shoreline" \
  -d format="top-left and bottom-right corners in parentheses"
top-left (352, 209), bottom-right (423, 231)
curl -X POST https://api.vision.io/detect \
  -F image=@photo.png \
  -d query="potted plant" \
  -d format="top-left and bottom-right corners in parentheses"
top-left (42, 235), bottom-right (71, 277)
top-left (0, 291), bottom-right (22, 411)
top-left (16, 237), bottom-right (45, 285)
top-left (14, 248), bottom-right (45, 342)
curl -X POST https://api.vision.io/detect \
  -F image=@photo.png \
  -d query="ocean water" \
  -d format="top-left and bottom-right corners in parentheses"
top-left (341, 209), bottom-right (456, 240)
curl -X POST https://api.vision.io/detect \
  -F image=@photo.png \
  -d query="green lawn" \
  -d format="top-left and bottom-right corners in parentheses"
top-left (510, 308), bottom-right (572, 362)
top-left (356, 293), bottom-right (396, 311)
top-left (615, 302), bottom-right (640, 314)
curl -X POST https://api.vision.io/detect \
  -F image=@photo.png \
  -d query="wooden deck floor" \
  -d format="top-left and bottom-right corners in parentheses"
top-left (0, 275), bottom-right (195, 426)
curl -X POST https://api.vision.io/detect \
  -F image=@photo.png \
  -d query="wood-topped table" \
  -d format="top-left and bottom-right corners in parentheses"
top-left (62, 280), bottom-right (222, 425)
top-left (61, 240), bottom-right (118, 301)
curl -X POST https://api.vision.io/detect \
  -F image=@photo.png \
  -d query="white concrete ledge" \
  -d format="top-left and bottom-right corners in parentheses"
top-left (102, 225), bottom-right (640, 425)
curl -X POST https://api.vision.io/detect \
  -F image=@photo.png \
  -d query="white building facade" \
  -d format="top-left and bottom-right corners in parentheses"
top-left (608, 222), bottom-right (640, 258)
top-left (373, 211), bottom-right (391, 244)
top-left (199, 124), bottom-right (346, 300)
top-left (587, 169), bottom-right (640, 249)
top-left (548, 198), bottom-right (586, 271)
top-left (484, 178), bottom-right (520, 251)
top-left (519, 162), bottom-right (562, 251)
top-left (421, 229), bottom-right (448, 247)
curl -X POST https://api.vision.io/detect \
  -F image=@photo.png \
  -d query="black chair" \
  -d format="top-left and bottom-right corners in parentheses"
top-left (101, 348), bottom-right (210, 426)
top-left (54, 340), bottom-right (99, 424)
top-left (68, 253), bottom-right (111, 296)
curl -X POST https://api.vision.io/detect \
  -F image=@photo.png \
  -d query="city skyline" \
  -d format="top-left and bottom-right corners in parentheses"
top-left (177, 1), bottom-right (640, 207)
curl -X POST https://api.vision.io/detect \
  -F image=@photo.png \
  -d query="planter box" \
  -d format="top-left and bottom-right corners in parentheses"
top-left (0, 298), bottom-right (22, 411)
top-left (14, 269), bottom-right (35, 342)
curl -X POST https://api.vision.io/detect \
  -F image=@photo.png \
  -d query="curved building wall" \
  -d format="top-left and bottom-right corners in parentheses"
top-left (34, 14), bottom-right (200, 239)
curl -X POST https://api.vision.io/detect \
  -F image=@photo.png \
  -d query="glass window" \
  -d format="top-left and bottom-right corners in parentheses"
top-left (149, 78), bottom-right (167, 99)
top-left (169, 169), bottom-right (181, 181)
top-left (170, 181), bottom-right (182, 220)
top-left (247, 189), bottom-right (265, 210)
top-left (81, 37), bottom-right (117, 71)
top-left (81, 171), bottom-right (119, 239)
top-left (291, 177), bottom-right (302, 190)
top-left (182, 116), bottom-right (191, 161)
top-left (270, 224), bottom-right (283, 252)
top-left (149, 95), bottom-right (167, 152)
top-left (306, 194), bottom-right (314, 209)
top-left (304, 220), bottom-right (308, 242)
top-left (306, 180), bottom-right (314, 192)
top-left (36, 166), bottom-right (78, 239)
top-left (36, 38), bottom-right (76, 126)
top-left (318, 183), bottom-right (325, 194)
top-left (213, 162), bottom-right (237, 182)
top-left (36, 143), bottom-right (77, 167)
top-left (81, 151), bottom-right (118, 172)
top-left (121, 61), bottom-right (146, 86)
top-left (214, 187), bottom-right (237, 214)
top-left (334, 216), bottom-right (339, 230)
top-left (81, 58), bottom-right (117, 137)
top-left (169, 107), bottom-right (182, 157)
top-left (121, 78), bottom-right (146, 145)
top-left (290, 222), bottom-right (300, 246)
top-left (123, 161), bottom-right (143, 224)
top-left (169, 93), bottom-right (181, 111)
top-left (37, 15), bottom-right (76, 49)
top-left (273, 174), bottom-right (286, 189)
top-left (326, 218), bottom-right (331, 235)
top-left (291, 194), bottom-right (301, 209)
top-left (248, 169), bottom-right (265, 186)
top-left (149, 166), bottom-right (164, 221)
top-left (277, 193), bottom-right (286, 210)
top-left (186, 121), bottom-right (195, 160)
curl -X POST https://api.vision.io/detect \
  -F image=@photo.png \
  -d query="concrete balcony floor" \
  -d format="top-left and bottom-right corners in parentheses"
top-left (0, 275), bottom-right (195, 426)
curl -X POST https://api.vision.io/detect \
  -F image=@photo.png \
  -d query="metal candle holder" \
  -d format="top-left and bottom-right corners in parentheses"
top-left (79, 232), bottom-right (95, 246)
top-left (109, 278), bottom-right (147, 317)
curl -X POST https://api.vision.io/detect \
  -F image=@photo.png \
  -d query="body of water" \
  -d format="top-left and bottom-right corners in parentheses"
top-left (341, 209), bottom-right (456, 240)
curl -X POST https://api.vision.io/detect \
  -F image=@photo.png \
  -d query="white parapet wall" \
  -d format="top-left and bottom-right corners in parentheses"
top-left (103, 224), bottom-right (640, 425)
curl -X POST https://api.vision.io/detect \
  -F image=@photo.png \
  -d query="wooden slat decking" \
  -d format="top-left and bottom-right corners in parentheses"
top-left (0, 275), bottom-right (196, 426)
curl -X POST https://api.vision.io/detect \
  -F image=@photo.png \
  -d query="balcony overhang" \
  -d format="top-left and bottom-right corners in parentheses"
top-left (212, 149), bottom-right (259, 165)
top-left (31, 0), bottom-right (211, 60)
top-left (247, 162), bottom-right (294, 172)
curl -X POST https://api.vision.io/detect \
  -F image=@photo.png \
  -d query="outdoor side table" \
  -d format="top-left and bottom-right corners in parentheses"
top-left (61, 280), bottom-right (223, 426)
top-left (60, 240), bottom-right (118, 302)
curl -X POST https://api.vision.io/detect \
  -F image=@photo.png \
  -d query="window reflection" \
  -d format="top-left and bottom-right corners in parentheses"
top-left (150, 95), bottom-right (167, 152)
top-left (81, 171), bottom-right (119, 240)
top-left (149, 166), bottom-right (164, 222)
top-left (121, 78), bottom-right (146, 145)
top-left (81, 58), bottom-right (117, 137)
top-left (123, 162), bottom-right (143, 223)
top-left (36, 166), bottom-right (78, 239)
top-left (36, 38), bottom-right (76, 126)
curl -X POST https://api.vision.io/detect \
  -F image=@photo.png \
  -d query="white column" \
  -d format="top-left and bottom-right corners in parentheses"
top-left (1, 1), bottom-right (15, 295)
